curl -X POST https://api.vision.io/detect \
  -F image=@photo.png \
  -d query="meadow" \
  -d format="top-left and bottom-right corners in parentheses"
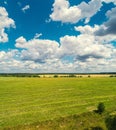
top-left (0, 77), bottom-right (116, 129)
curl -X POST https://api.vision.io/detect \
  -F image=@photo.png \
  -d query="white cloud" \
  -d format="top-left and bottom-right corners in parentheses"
top-left (34, 33), bottom-right (42, 39)
top-left (22, 5), bottom-right (30, 13)
top-left (50, 0), bottom-right (116, 24)
top-left (0, 21), bottom-right (116, 73)
top-left (0, 6), bottom-right (116, 73)
top-left (59, 32), bottom-right (116, 72)
top-left (75, 24), bottom-right (116, 43)
top-left (15, 36), bottom-right (27, 48)
top-left (59, 34), bottom-right (114, 60)
top-left (15, 36), bottom-right (60, 63)
top-left (0, 49), bottom-right (19, 61)
top-left (0, 7), bottom-right (15, 43)
top-left (78, 0), bottom-right (102, 23)
top-left (13, 26), bottom-right (116, 73)
top-left (95, 7), bottom-right (116, 37)
top-left (50, 0), bottom-right (81, 23)
top-left (74, 25), bottom-right (99, 35)
top-left (50, 0), bottom-right (102, 24)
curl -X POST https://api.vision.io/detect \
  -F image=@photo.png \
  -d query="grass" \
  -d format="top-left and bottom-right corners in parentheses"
top-left (0, 77), bottom-right (116, 129)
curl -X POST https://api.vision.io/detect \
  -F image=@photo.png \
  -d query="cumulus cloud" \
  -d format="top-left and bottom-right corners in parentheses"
top-left (15, 36), bottom-right (27, 48)
top-left (0, 49), bottom-right (19, 62)
top-left (0, 28), bottom-right (116, 73)
top-left (95, 7), bottom-right (116, 36)
top-left (50, 0), bottom-right (116, 24)
top-left (22, 5), bottom-right (30, 13)
top-left (75, 25), bottom-right (99, 35)
top-left (78, 0), bottom-right (102, 23)
top-left (50, 0), bottom-right (102, 24)
top-left (50, 0), bottom-right (81, 23)
top-left (15, 36), bottom-right (59, 63)
top-left (13, 25), bottom-right (116, 73)
top-left (59, 34), bottom-right (114, 62)
top-left (75, 24), bottom-right (116, 43)
top-left (59, 25), bottom-right (116, 72)
top-left (0, 7), bottom-right (15, 43)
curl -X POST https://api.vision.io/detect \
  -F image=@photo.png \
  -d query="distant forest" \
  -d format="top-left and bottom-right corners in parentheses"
top-left (0, 72), bottom-right (116, 77)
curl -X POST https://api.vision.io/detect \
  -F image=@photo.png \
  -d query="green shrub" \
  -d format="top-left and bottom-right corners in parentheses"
top-left (105, 115), bottom-right (116, 130)
top-left (54, 75), bottom-right (58, 78)
top-left (69, 74), bottom-right (76, 77)
top-left (91, 126), bottom-right (104, 130)
top-left (97, 102), bottom-right (105, 114)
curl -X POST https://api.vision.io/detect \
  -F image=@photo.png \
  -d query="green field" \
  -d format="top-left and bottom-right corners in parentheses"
top-left (0, 77), bottom-right (116, 129)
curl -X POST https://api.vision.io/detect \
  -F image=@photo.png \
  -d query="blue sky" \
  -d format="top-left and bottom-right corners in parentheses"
top-left (0, 0), bottom-right (116, 73)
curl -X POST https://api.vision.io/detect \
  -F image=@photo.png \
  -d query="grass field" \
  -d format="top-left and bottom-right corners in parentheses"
top-left (0, 77), bottom-right (116, 129)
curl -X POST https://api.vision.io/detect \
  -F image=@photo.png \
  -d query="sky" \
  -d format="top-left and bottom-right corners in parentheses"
top-left (0, 0), bottom-right (116, 73)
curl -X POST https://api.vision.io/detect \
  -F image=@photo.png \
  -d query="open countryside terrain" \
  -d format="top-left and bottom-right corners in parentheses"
top-left (0, 77), bottom-right (116, 129)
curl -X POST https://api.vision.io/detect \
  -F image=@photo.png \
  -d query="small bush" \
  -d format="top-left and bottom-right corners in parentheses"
top-left (105, 115), bottom-right (116, 130)
top-left (96, 102), bottom-right (105, 114)
top-left (91, 126), bottom-right (104, 130)
top-left (54, 75), bottom-right (58, 78)
top-left (69, 74), bottom-right (76, 77)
